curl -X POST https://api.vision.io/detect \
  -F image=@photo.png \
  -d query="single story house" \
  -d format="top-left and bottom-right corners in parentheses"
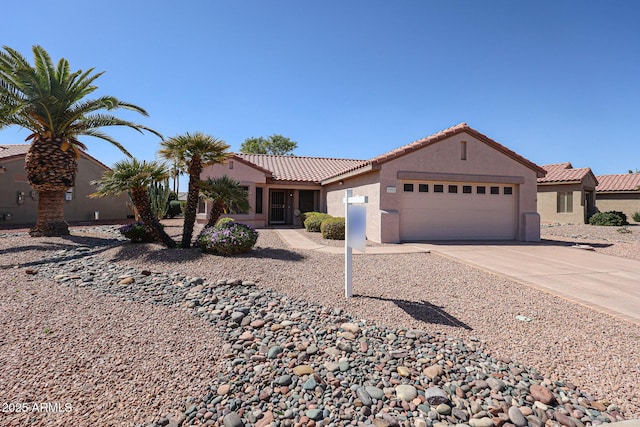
top-left (537, 162), bottom-right (598, 224)
top-left (595, 173), bottom-right (640, 222)
top-left (200, 123), bottom-right (546, 243)
top-left (0, 144), bottom-right (130, 225)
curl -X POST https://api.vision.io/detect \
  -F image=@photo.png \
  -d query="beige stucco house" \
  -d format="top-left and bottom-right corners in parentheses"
top-left (537, 163), bottom-right (598, 224)
top-left (200, 123), bottom-right (546, 243)
top-left (595, 173), bottom-right (640, 222)
top-left (0, 144), bottom-right (129, 226)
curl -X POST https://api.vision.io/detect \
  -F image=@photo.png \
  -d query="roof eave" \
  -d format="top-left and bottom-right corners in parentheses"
top-left (321, 163), bottom-right (377, 185)
top-left (596, 189), bottom-right (640, 194)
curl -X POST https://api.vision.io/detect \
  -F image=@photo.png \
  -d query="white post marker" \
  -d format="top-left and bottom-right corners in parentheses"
top-left (344, 189), bottom-right (368, 298)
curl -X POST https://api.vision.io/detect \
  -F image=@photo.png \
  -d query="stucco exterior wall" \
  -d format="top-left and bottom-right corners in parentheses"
top-left (538, 183), bottom-right (586, 224)
top-left (201, 161), bottom-right (269, 226)
top-left (0, 155), bottom-right (129, 225)
top-left (325, 172), bottom-right (381, 242)
top-left (596, 193), bottom-right (640, 223)
top-left (376, 132), bottom-right (539, 242)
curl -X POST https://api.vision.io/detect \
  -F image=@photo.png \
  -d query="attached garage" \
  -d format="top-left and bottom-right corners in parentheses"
top-left (399, 180), bottom-right (517, 240)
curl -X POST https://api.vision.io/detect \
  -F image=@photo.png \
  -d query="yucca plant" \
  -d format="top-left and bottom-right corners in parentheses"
top-left (158, 132), bottom-right (230, 248)
top-left (90, 158), bottom-right (176, 248)
top-left (0, 45), bottom-right (162, 236)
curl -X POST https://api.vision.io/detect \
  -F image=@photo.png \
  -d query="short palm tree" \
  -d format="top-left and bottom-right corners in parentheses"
top-left (90, 158), bottom-right (176, 248)
top-left (200, 175), bottom-right (251, 228)
top-left (0, 45), bottom-right (162, 236)
top-left (158, 132), bottom-right (230, 248)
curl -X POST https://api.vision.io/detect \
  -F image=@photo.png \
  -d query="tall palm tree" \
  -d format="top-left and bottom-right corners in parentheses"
top-left (89, 158), bottom-right (176, 248)
top-left (159, 132), bottom-right (230, 248)
top-left (199, 175), bottom-right (251, 228)
top-left (0, 45), bottom-right (162, 236)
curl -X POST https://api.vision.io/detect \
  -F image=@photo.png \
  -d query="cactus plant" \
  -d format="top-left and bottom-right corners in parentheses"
top-left (149, 179), bottom-right (171, 220)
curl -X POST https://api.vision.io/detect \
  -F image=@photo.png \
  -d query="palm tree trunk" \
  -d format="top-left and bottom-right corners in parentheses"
top-left (29, 189), bottom-right (69, 236)
top-left (131, 188), bottom-right (176, 248)
top-left (181, 169), bottom-right (201, 248)
top-left (206, 200), bottom-right (226, 228)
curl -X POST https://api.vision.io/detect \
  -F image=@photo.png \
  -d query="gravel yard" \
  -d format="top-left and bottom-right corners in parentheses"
top-left (1, 221), bottom-right (639, 425)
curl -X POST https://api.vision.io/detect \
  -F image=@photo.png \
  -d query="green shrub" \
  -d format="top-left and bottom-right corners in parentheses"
top-left (304, 212), bottom-right (331, 232)
top-left (588, 211), bottom-right (628, 226)
top-left (167, 200), bottom-right (183, 218)
top-left (632, 211), bottom-right (640, 222)
top-left (118, 221), bottom-right (164, 243)
top-left (197, 221), bottom-right (258, 255)
top-left (321, 217), bottom-right (346, 240)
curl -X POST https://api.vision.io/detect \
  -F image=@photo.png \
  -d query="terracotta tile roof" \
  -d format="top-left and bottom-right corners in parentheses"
top-left (235, 153), bottom-right (368, 183)
top-left (596, 173), bottom-right (640, 192)
top-left (235, 123), bottom-right (546, 184)
top-left (0, 144), bottom-right (30, 160)
top-left (324, 122), bottom-right (547, 180)
top-left (0, 144), bottom-right (111, 170)
top-left (538, 163), bottom-right (595, 184)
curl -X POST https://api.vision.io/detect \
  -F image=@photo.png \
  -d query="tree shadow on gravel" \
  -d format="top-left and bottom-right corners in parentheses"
top-left (356, 295), bottom-right (473, 330)
top-left (0, 237), bottom-right (120, 270)
top-left (241, 247), bottom-right (305, 261)
top-left (107, 244), bottom-right (305, 264)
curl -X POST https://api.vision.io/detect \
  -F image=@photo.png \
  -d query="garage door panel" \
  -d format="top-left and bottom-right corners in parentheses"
top-left (399, 182), bottom-right (516, 241)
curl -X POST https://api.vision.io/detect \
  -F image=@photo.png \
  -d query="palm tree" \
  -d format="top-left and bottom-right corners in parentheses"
top-left (0, 45), bottom-right (162, 236)
top-left (200, 175), bottom-right (251, 228)
top-left (158, 132), bottom-right (230, 248)
top-left (89, 158), bottom-right (176, 248)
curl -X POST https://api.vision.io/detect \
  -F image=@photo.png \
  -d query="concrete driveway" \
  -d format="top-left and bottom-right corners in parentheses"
top-left (412, 241), bottom-right (640, 326)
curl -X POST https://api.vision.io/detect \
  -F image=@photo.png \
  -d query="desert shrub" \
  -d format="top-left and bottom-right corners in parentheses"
top-left (321, 217), bottom-right (346, 240)
top-left (197, 221), bottom-right (258, 255)
top-left (632, 211), bottom-right (640, 222)
top-left (304, 212), bottom-right (331, 232)
top-left (167, 200), bottom-right (183, 218)
top-left (588, 211), bottom-right (628, 226)
top-left (118, 221), bottom-right (163, 243)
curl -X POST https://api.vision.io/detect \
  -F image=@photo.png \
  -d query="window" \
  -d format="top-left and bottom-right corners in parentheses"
top-left (228, 160), bottom-right (234, 169)
top-left (434, 184), bottom-right (444, 193)
top-left (504, 186), bottom-right (513, 195)
top-left (463, 185), bottom-right (472, 194)
top-left (557, 191), bottom-right (573, 213)
top-left (490, 186), bottom-right (500, 195)
top-left (477, 186), bottom-right (486, 194)
top-left (403, 183), bottom-right (414, 192)
top-left (448, 185), bottom-right (458, 193)
top-left (418, 184), bottom-right (429, 193)
top-left (255, 187), bottom-right (263, 214)
top-left (461, 141), bottom-right (467, 160)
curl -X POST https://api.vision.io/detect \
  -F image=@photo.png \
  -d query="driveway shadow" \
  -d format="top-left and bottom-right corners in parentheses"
top-left (355, 295), bottom-right (472, 330)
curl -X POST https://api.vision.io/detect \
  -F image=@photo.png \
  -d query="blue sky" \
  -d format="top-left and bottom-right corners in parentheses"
top-left (2, 1), bottom-right (639, 189)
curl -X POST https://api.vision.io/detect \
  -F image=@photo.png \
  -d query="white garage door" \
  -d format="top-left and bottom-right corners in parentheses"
top-left (399, 181), bottom-right (517, 241)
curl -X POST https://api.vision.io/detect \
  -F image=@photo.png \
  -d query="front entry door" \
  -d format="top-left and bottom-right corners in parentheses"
top-left (270, 190), bottom-right (286, 224)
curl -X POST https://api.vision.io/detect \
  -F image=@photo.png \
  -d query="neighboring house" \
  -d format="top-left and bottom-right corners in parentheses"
top-left (201, 123), bottom-right (546, 243)
top-left (0, 144), bottom-right (129, 225)
top-left (537, 162), bottom-right (598, 224)
top-left (595, 173), bottom-right (640, 222)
